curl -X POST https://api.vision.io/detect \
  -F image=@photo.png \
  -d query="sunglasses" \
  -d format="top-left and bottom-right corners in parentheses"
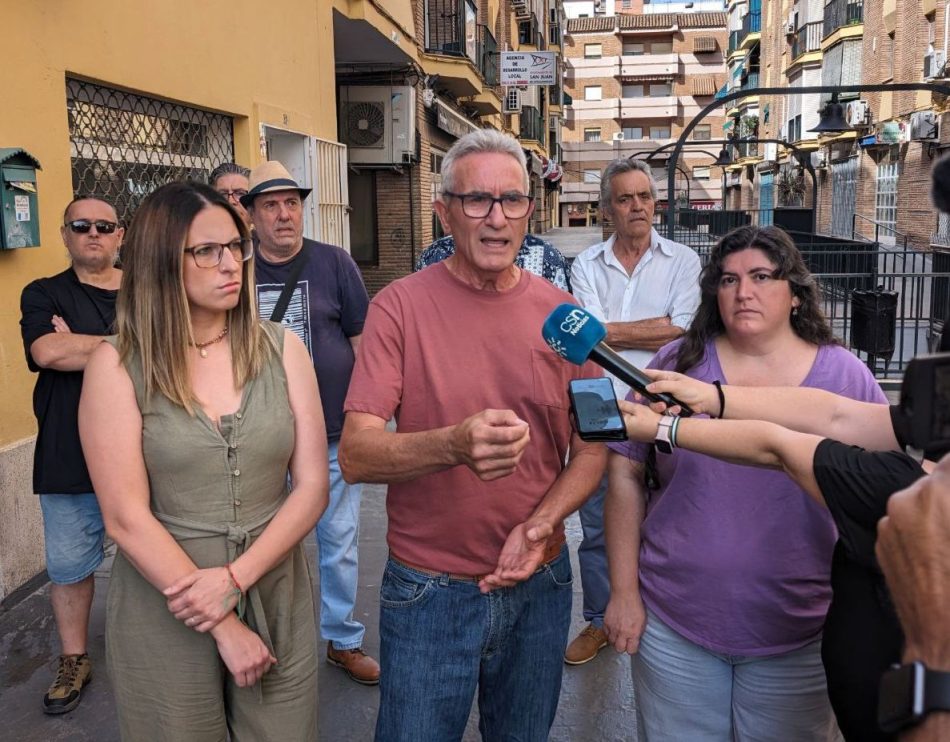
top-left (65, 219), bottom-right (119, 235)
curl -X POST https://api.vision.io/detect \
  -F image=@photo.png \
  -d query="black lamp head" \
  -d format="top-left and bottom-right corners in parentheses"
top-left (809, 94), bottom-right (851, 133)
top-left (714, 146), bottom-right (733, 167)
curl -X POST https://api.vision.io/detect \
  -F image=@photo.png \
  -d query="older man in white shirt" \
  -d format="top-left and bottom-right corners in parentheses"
top-left (564, 157), bottom-right (701, 665)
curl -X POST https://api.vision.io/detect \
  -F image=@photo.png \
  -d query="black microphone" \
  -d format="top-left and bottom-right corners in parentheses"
top-left (542, 303), bottom-right (694, 416)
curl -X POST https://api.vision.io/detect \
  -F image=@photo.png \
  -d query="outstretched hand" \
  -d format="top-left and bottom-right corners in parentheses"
top-left (478, 520), bottom-right (553, 593)
top-left (453, 409), bottom-right (531, 481)
top-left (618, 400), bottom-right (662, 443)
top-left (634, 369), bottom-right (720, 417)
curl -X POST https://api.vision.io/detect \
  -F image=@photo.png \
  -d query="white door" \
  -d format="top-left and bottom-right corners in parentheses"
top-left (264, 127), bottom-right (316, 241)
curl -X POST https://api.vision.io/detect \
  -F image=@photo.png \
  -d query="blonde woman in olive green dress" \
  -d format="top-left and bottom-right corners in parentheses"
top-left (79, 182), bottom-right (328, 741)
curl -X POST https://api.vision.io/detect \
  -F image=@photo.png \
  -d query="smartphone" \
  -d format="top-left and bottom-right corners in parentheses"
top-left (568, 378), bottom-right (627, 442)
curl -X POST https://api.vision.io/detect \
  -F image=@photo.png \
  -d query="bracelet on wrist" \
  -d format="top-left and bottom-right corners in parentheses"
top-left (670, 415), bottom-right (681, 448)
top-left (226, 563), bottom-right (245, 594)
top-left (712, 380), bottom-right (726, 419)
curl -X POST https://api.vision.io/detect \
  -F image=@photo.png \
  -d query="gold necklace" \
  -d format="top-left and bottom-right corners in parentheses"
top-left (191, 326), bottom-right (229, 358)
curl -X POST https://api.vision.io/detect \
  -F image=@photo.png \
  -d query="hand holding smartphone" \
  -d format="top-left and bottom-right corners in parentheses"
top-left (568, 378), bottom-right (627, 442)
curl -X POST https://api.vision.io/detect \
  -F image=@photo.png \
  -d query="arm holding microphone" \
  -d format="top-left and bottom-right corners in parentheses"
top-left (638, 369), bottom-right (899, 451)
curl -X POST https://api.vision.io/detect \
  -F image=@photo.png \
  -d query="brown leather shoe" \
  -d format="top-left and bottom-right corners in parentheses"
top-left (326, 645), bottom-right (380, 686)
top-left (564, 624), bottom-right (608, 665)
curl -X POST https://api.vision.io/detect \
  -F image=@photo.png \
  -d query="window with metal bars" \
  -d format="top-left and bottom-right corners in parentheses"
top-left (66, 78), bottom-right (235, 227)
top-left (875, 151), bottom-right (900, 241)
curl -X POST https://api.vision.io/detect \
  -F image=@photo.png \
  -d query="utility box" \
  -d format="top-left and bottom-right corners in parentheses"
top-left (851, 288), bottom-right (898, 359)
top-left (0, 149), bottom-right (42, 249)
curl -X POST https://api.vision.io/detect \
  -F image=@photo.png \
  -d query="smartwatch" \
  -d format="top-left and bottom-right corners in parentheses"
top-left (655, 416), bottom-right (675, 455)
top-left (878, 661), bottom-right (950, 733)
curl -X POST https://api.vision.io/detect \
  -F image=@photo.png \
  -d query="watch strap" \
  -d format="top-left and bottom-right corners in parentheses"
top-left (924, 666), bottom-right (950, 715)
top-left (655, 416), bottom-right (674, 455)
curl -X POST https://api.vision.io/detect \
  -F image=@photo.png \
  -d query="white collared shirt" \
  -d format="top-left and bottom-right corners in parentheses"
top-left (570, 227), bottom-right (702, 398)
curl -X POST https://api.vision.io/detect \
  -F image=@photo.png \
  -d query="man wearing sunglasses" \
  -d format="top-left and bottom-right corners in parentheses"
top-left (19, 196), bottom-right (123, 715)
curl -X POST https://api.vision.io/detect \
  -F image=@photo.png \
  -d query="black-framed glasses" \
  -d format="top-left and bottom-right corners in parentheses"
top-left (443, 191), bottom-right (533, 219)
top-left (216, 189), bottom-right (249, 201)
top-left (184, 238), bottom-right (254, 268)
top-left (65, 219), bottom-right (119, 235)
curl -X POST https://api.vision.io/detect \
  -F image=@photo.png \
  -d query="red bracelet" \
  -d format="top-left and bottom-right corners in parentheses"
top-left (226, 563), bottom-right (245, 594)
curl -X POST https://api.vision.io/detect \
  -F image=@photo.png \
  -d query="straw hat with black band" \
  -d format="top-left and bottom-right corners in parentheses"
top-left (239, 161), bottom-right (312, 209)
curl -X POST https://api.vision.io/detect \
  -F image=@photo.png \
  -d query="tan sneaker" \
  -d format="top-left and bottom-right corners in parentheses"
top-left (564, 624), bottom-right (608, 665)
top-left (326, 645), bottom-right (380, 686)
top-left (43, 653), bottom-right (92, 714)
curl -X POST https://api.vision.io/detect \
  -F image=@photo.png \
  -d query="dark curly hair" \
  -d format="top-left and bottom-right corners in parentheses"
top-left (675, 225), bottom-right (836, 373)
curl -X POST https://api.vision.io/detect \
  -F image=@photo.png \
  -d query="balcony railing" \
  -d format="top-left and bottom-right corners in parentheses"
top-left (736, 140), bottom-right (759, 158)
top-left (425, 0), bottom-right (478, 64)
top-left (520, 105), bottom-right (544, 143)
top-left (549, 23), bottom-right (561, 47)
top-left (518, 13), bottom-right (545, 49)
top-left (740, 11), bottom-right (761, 42)
top-left (823, 0), bottom-right (863, 38)
top-left (741, 70), bottom-right (760, 91)
top-left (478, 25), bottom-right (498, 86)
top-left (549, 85), bottom-right (563, 106)
top-left (791, 21), bottom-right (823, 61)
top-left (728, 29), bottom-right (742, 54)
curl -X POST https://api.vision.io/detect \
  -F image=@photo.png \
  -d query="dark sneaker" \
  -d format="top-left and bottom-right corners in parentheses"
top-left (43, 654), bottom-right (92, 714)
top-left (326, 645), bottom-right (380, 686)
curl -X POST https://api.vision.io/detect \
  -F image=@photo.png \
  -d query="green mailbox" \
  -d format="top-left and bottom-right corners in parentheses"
top-left (0, 148), bottom-right (42, 249)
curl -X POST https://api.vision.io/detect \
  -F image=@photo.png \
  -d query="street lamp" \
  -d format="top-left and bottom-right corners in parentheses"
top-left (809, 93), bottom-right (851, 134)
top-left (664, 82), bottom-right (950, 240)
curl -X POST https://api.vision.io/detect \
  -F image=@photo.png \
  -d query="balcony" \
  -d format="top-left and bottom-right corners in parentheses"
top-left (736, 140), bottom-right (759, 159)
top-left (549, 85), bottom-right (563, 107)
top-left (423, 0), bottom-right (483, 97)
top-left (739, 11), bottom-right (761, 49)
top-left (478, 25), bottom-right (498, 86)
top-left (619, 95), bottom-right (677, 118)
top-left (618, 53), bottom-right (678, 78)
top-left (823, 0), bottom-right (863, 38)
top-left (520, 105), bottom-right (544, 143)
top-left (740, 70), bottom-right (760, 91)
top-left (790, 21), bottom-right (823, 62)
top-left (728, 29), bottom-right (742, 55)
top-left (518, 13), bottom-right (545, 49)
top-left (549, 23), bottom-right (561, 48)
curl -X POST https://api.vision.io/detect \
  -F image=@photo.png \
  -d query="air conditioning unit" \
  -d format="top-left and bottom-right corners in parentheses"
top-left (846, 99), bottom-right (870, 127)
top-left (339, 86), bottom-right (416, 165)
top-left (785, 21), bottom-right (796, 35)
top-left (811, 151), bottom-right (827, 169)
top-left (910, 110), bottom-right (939, 141)
top-left (612, 132), bottom-right (625, 141)
top-left (503, 87), bottom-right (522, 114)
top-left (924, 50), bottom-right (946, 79)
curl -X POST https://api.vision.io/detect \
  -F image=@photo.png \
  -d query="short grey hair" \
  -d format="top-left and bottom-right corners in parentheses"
top-left (209, 162), bottom-right (251, 185)
top-left (441, 129), bottom-right (529, 194)
top-left (600, 158), bottom-right (658, 210)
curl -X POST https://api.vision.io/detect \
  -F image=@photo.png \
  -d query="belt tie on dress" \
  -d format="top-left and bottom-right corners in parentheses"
top-left (154, 504), bottom-right (282, 700)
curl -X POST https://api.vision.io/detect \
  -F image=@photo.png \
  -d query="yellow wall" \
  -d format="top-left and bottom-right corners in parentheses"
top-left (0, 0), bottom-right (337, 447)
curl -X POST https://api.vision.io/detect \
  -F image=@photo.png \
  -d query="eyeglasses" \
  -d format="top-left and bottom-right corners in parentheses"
top-left (443, 191), bottom-right (533, 219)
top-left (65, 219), bottom-right (119, 235)
top-left (184, 238), bottom-right (254, 268)
top-left (217, 189), bottom-right (249, 201)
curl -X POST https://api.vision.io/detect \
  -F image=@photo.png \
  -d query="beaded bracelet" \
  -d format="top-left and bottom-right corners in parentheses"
top-left (712, 380), bottom-right (726, 419)
top-left (226, 563), bottom-right (245, 595)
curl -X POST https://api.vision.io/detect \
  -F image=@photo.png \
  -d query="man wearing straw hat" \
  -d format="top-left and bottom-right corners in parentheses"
top-left (241, 161), bottom-right (378, 685)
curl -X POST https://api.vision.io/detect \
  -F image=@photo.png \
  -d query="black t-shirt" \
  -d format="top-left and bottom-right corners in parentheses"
top-left (20, 269), bottom-right (117, 494)
top-left (814, 438), bottom-right (926, 741)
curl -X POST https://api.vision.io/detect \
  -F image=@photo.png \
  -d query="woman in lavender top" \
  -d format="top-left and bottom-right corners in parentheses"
top-left (603, 226), bottom-right (886, 740)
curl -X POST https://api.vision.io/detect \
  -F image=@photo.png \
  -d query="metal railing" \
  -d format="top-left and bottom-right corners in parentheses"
top-left (823, 0), bottom-right (863, 38)
top-left (791, 21), bottom-right (823, 61)
top-left (736, 139), bottom-right (759, 158)
top-left (520, 105), bottom-right (544, 143)
top-left (728, 29), bottom-right (742, 54)
top-left (478, 25), bottom-right (498, 86)
top-left (425, 0), bottom-right (477, 61)
top-left (740, 11), bottom-right (761, 40)
top-left (650, 208), bottom-right (949, 377)
top-left (741, 71), bottom-right (760, 91)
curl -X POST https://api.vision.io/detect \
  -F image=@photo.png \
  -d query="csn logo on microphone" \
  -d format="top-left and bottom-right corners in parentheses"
top-left (560, 308), bottom-right (590, 336)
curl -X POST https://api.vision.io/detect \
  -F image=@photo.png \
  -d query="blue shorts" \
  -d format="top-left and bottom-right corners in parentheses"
top-left (39, 493), bottom-right (106, 585)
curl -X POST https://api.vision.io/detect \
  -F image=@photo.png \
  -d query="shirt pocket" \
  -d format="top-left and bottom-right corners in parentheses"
top-left (530, 347), bottom-right (571, 410)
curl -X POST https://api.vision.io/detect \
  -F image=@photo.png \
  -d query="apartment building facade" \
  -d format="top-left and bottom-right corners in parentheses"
top-left (560, 12), bottom-right (729, 225)
top-left (337, 0), bottom-right (569, 295)
top-left (720, 0), bottom-right (950, 250)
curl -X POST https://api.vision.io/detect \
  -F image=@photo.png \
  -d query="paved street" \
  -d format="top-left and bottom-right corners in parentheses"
top-left (0, 483), bottom-right (638, 742)
top-left (544, 226), bottom-right (603, 259)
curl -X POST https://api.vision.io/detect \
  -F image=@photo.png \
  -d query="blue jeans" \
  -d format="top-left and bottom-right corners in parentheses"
top-left (577, 475), bottom-right (609, 627)
top-left (375, 547), bottom-right (573, 741)
top-left (633, 608), bottom-right (836, 741)
top-left (316, 440), bottom-right (365, 650)
top-left (39, 493), bottom-right (106, 584)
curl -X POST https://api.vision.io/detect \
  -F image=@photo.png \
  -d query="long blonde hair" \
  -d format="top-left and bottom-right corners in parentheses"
top-left (116, 181), bottom-right (271, 412)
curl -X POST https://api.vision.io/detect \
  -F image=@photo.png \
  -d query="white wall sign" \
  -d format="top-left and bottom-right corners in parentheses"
top-left (500, 52), bottom-right (557, 86)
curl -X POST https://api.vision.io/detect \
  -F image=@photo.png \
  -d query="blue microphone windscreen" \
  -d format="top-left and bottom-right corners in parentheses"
top-left (542, 303), bottom-right (607, 365)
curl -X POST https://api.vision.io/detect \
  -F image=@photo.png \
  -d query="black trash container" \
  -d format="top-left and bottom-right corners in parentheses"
top-left (850, 288), bottom-right (898, 359)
